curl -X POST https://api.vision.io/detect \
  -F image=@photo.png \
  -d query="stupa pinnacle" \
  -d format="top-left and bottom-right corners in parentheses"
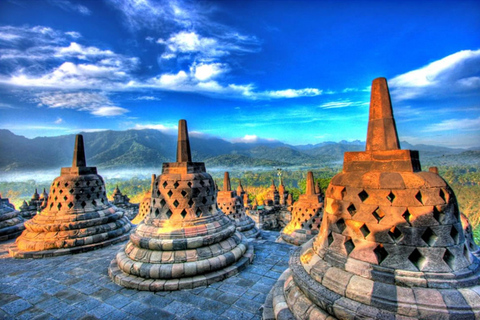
top-left (10, 135), bottom-right (132, 258)
top-left (109, 120), bottom-right (254, 291)
top-left (265, 77), bottom-right (480, 319)
top-left (217, 172), bottom-right (260, 239)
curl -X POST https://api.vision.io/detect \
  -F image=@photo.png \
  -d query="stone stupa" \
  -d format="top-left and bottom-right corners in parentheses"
top-left (0, 194), bottom-right (25, 241)
top-left (264, 77), bottom-right (480, 319)
top-left (280, 171), bottom-right (323, 246)
top-left (10, 135), bottom-right (132, 258)
top-left (217, 172), bottom-right (260, 239)
top-left (109, 120), bottom-right (254, 291)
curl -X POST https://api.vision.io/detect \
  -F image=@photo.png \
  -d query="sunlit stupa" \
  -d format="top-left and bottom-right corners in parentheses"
top-left (264, 78), bottom-right (480, 319)
top-left (217, 172), bottom-right (260, 239)
top-left (109, 120), bottom-right (254, 291)
top-left (10, 135), bottom-right (132, 258)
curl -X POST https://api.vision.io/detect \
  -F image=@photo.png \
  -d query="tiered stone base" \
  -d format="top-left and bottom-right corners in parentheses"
top-left (0, 211), bottom-right (25, 242)
top-left (234, 216), bottom-right (260, 239)
top-left (109, 242), bottom-right (254, 291)
top-left (10, 207), bottom-right (132, 258)
top-left (267, 245), bottom-right (480, 319)
top-left (279, 229), bottom-right (317, 246)
top-left (20, 210), bottom-right (37, 219)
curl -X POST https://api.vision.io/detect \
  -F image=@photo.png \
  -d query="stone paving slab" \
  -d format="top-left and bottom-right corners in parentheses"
top-left (0, 230), bottom-right (293, 320)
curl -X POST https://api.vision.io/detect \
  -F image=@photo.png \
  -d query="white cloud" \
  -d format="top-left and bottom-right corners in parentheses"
top-left (191, 62), bottom-right (227, 81)
top-left (263, 88), bottom-right (322, 99)
top-left (389, 49), bottom-right (480, 100)
top-left (36, 91), bottom-right (129, 117)
top-left (48, 0), bottom-right (91, 15)
top-left (0, 102), bottom-right (14, 109)
top-left (135, 96), bottom-right (161, 101)
top-left (55, 42), bottom-right (115, 60)
top-left (423, 116), bottom-right (480, 133)
top-left (54, 117), bottom-right (63, 124)
top-left (230, 134), bottom-right (277, 143)
top-left (133, 123), bottom-right (178, 133)
top-left (318, 100), bottom-right (368, 109)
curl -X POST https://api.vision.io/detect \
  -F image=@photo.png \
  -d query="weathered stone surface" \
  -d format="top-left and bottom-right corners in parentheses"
top-left (109, 120), bottom-right (254, 291)
top-left (9, 135), bottom-right (131, 258)
top-left (267, 78), bottom-right (480, 319)
top-left (0, 194), bottom-right (25, 241)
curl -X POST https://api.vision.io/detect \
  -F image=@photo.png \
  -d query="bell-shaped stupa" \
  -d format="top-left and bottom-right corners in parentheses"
top-left (280, 171), bottom-right (323, 245)
top-left (109, 120), bottom-right (254, 291)
top-left (0, 194), bottom-right (25, 241)
top-left (10, 135), bottom-right (132, 258)
top-left (265, 78), bottom-right (480, 319)
top-left (217, 172), bottom-right (260, 239)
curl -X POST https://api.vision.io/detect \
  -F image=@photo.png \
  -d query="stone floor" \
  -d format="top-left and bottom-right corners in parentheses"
top-left (0, 230), bottom-right (293, 320)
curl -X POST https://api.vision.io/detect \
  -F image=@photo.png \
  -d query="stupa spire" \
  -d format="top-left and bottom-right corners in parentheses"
top-left (72, 134), bottom-right (87, 167)
top-left (176, 119), bottom-right (192, 163)
top-left (223, 172), bottom-right (231, 191)
top-left (305, 171), bottom-right (315, 195)
top-left (366, 77), bottom-right (400, 151)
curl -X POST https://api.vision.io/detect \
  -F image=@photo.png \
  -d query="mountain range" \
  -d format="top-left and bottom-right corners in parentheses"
top-left (0, 129), bottom-right (478, 172)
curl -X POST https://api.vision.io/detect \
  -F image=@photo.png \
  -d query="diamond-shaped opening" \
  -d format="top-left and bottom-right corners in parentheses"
top-left (59, 189), bottom-right (63, 194)
top-left (154, 208), bottom-right (160, 216)
top-left (360, 224), bottom-right (370, 238)
top-left (173, 181), bottom-right (179, 189)
top-left (196, 208), bottom-right (202, 217)
top-left (206, 187), bottom-right (211, 196)
top-left (64, 182), bottom-right (69, 187)
top-left (408, 248), bottom-right (426, 270)
top-left (358, 190), bottom-right (369, 202)
top-left (340, 187), bottom-right (347, 199)
top-left (432, 206), bottom-right (445, 224)
top-left (374, 244), bottom-right (389, 265)
top-left (443, 249), bottom-right (455, 270)
top-left (92, 199), bottom-right (97, 206)
top-left (57, 203), bottom-right (62, 210)
top-left (90, 187), bottom-right (95, 192)
top-left (160, 198), bottom-right (166, 206)
top-left (415, 191), bottom-right (423, 204)
top-left (86, 194), bottom-right (91, 199)
top-left (69, 189), bottom-right (74, 194)
top-left (200, 180), bottom-right (205, 186)
top-left (192, 188), bottom-right (200, 198)
top-left (101, 198), bottom-right (105, 204)
top-left (344, 237), bottom-right (355, 255)
top-left (450, 225), bottom-right (459, 244)
top-left (63, 195), bottom-right (67, 201)
top-left (74, 181), bottom-right (80, 187)
top-left (181, 190), bottom-right (187, 197)
top-left (188, 199), bottom-right (194, 207)
top-left (173, 200), bottom-right (179, 208)
top-left (165, 209), bottom-right (173, 219)
top-left (162, 181), bottom-right (168, 188)
top-left (372, 207), bottom-right (385, 223)
top-left (336, 218), bottom-right (346, 233)
top-left (202, 197), bottom-right (208, 205)
top-left (439, 189), bottom-right (446, 203)
top-left (156, 190), bottom-right (161, 197)
top-left (49, 203), bottom-right (54, 209)
top-left (86, 181), bottom-right (90, 186)
top-left (56, 182), bottom-right (60, 187)
top-left (421, 227), bottom-right (438, 246)
top-left (386, 191), bottom-right (395, 203)
top-left (402, 209), bottom-right (412, 226)
top-left (180, 209), bottom-right (187, 219)
top-left (388, 226), bottom-right (403, 242)
top-left (347, 203), bottom-right (356, 217)
top-left (187, 181), bottom-right (192, 187)
top-left (81, 201), bottom-right (87, 208)
top-left (167, 190), bottom-right (173, 198)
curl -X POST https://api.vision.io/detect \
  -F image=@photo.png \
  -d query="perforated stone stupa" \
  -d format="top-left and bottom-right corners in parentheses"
top-left (109, 120), bottom-right (254, 291)
top-left (280, 171), bottom-right (323, 246)
top-left (10, 135), bottom-right (132, 258)
top-left (217, 172), bottom-right (260, 239)
top-left (0, 194), bottom-right (25, 241)
top-left (265, 78), bottom-right (480, 319)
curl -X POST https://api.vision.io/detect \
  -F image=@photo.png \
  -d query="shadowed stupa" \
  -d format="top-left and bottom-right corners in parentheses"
top-left (0, 194), bottom-right (25, 241)
top-left (264, 77), bottom-right (480, 319)
top-left (10, 135), bottom-right (132, 258)
top-left (280, 171), bottom-right (323, 246)
top-left (217, 172), bottom-right (260, 239)
top-left (109, 120), bottom-right (254, 291)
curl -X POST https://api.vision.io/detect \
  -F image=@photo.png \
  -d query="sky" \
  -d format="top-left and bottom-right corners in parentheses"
top-left (0, 0), bottom-right (479, 149)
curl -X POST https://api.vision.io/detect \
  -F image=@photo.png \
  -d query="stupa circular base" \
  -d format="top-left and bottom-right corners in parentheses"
top-left (108, 242), bottom-right (254, 291)
top-left (241, 226), bottom-right (260, 239)
top-left (9, 231), bottom-right (131, 259)
top-left (280, 229), bottom-right (317, 246)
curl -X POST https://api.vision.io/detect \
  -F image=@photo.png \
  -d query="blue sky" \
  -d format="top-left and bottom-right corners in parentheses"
top-left (0, 0), bottom-right (479, 148)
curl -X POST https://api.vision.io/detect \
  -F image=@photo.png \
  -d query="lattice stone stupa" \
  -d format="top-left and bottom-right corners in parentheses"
top-left (10, 135), bottom-right (132, 258)
top-left (264, 77), bottom-right (480, 319)
top-left (280, 171), bottom-right (323, 246)
top-left (109, 120), bottom-right (254, 291)
top-left (217, 172), bottom-right (259, 239)
top-left (0, 194), bottom-right (25, 241)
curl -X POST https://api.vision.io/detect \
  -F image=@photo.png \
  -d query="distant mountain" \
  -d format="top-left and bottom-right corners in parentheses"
top-left (0, 129), bottom-right (474, 172)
